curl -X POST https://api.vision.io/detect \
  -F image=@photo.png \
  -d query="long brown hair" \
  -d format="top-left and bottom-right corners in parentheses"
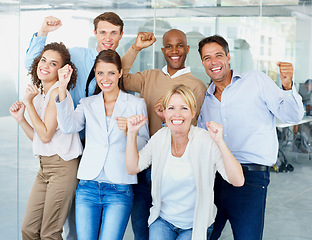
top-left (93, 49), bottom-right (126, 95)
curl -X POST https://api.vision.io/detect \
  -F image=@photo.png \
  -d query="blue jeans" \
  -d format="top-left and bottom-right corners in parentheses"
top-left (149, 217), bottom-right (192, 240)
top-left (210, 170), bottom-right (270, 240)
top-left (149, 217), bottom-right (213, 240)
top-left (131, 168), bottom-right (152, 240)
top-left (75, 180), bottom-right (133, 240)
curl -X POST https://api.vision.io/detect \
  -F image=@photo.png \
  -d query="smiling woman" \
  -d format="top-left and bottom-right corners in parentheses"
top-left (3, 1), bottom-right (312, 239)
top-left (125, 84), bottom-right (244, 240)
top-left (9, 42), bottom-right (82, 240)
top-left (161, 85), bottom-right (196, 139)
top-left (56, 49), bottom-right (149, 240)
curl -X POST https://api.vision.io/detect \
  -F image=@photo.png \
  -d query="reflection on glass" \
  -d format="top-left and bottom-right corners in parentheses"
top-left (0, 7), bottom-right (19, 240)
top-left (1, 1), bottom-right (312, 239)
top-left (222, 0), bottom-right (299, 6)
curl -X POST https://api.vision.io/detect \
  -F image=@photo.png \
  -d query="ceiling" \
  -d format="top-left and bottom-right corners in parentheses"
top-left (1, 0), bottom-right (311, 18)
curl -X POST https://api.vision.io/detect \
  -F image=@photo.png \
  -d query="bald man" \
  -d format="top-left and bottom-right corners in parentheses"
top-left (121, 29), bottom-right (207, 240)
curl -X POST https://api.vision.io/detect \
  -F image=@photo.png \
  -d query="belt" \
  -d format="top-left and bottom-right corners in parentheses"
top-left (241, 164), bottom-right (269, 172)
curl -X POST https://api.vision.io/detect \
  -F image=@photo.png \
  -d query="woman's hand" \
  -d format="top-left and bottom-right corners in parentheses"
top-left (206, 121), bottom-right (224, 144)
top-left (207, 121), bottom-right (244, 187)
top-left (127, 114), bottom-right (147, 135)
top-left (9, 100), bottom-right (34, 140)
top-left (9, 101), bottom-right (26, 123)
top-left (154, 98), bottom-right (165, 123)
top-left (58, 64), bottom-right (73, 102)
top-left (23, 84), bottom-right (39, 105)
top-left (116, 117), bottom-right (128, 136)
top-left (58, 64), bottom-right (73, 90)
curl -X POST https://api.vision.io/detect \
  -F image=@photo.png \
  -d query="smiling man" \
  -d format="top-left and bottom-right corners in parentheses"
top-left (122, 29), bottom-right (206, 136)
top-left (121, 29), bottom-right (207, 240)
top-left (197, 35), bottom-right (304, 240)
top-left (25, 12), bottom-right (124, 108)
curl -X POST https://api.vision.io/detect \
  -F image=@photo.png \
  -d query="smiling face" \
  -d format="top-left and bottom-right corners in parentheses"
top-left (94, 21), bottom-right (123, 52)
top-left (36, 50), bottom-right (63, 84)
top-left (95, 60), bottom-right (122, 95)
top-left (201, 42), bottom-right (231, 84)
top-left (164, 93), bottom-right (195, 135)
top-left (161, 29), bottom-right (190, 76)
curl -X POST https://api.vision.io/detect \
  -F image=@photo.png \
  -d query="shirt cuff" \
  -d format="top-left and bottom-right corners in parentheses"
top-left (55, 94), bottom-right (68, 103)
top-left (282, 81), bottom-right (293, 91)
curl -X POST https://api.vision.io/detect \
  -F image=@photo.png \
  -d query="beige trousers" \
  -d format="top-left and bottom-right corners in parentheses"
top-left (21, 154), bottom-right (79, 240)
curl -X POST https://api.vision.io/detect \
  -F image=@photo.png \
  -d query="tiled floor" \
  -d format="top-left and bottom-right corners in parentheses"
top-left (1, 116), bottom-right (312, 239)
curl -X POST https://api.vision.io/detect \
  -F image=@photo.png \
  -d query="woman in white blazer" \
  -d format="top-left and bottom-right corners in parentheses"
top-left (56, 49), bottom-right (149, 240)
top-left (125, 85), bottom-right (244, 240)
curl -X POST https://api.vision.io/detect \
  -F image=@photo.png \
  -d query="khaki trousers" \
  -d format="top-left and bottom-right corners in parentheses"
top-left (21, 154), bottom-right (79, 240)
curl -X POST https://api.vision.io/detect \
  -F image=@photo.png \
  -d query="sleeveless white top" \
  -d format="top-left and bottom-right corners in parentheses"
top-left (32, 81), bottom-right (82, 161)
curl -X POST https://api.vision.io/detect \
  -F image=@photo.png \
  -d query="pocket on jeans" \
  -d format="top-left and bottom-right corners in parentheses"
top-left (78, 180), bottom-right (88, 186)
top-left (113, 184), bottom-right (133, 198)
top-left (244, 171), bottom-right (270, 189)
top-left (113, 184), bottom-right (131, 192)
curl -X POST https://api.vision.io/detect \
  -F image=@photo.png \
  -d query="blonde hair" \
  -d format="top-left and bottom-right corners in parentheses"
top-left (161, 84), bottom-right (197, 115)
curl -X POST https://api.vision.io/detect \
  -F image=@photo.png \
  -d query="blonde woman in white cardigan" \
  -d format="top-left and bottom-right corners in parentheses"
top-left (125, 84), bottom-right (244, 240)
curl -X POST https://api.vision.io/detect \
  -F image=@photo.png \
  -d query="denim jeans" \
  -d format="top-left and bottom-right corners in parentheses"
top-left (75, 180), bottom-right (133, 240)
top-left (149, 217), bottom-right (213, 240)
top-left (131, 168), bottom-right (152, 240)
top-left (149, 217), bottom-right (193, 240)
top-left (210, 170), bottom-right (270, 240)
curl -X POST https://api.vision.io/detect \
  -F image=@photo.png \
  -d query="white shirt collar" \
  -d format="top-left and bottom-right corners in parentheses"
top-left (162, 65), bottom-right (191, 78)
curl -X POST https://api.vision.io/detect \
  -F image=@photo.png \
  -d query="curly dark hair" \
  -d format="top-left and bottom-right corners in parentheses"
top-left (29, 42), bottom-right (78, 93)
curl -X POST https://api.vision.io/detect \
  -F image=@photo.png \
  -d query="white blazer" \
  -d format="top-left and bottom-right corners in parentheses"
top-left (56, 90), bottom-right (150, 184)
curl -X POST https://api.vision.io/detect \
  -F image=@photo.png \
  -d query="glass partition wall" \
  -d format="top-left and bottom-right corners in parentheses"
top-left (1, 0), bottom-right (312, 239)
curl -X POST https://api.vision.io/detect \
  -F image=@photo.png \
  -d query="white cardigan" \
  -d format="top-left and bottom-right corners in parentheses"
top-left (138, 125), bottom-right (229, 240)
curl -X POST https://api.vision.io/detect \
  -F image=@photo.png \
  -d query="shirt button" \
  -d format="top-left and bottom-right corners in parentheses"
top-left (224, 134), bottom-right (227, 137)
top-left (224, 119), bottom-right (227, 122)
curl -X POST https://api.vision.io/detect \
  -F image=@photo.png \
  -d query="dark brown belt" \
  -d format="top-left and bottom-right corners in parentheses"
top-left (241, 164), bottom-right (269, 172)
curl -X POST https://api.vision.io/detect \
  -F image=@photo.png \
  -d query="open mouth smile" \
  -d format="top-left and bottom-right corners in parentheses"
top-left (211, 67), bottom-right (222, 73)
top-left (40, 69), bottom-right (49, 75)
top-left (101, 82), bottom-right (112, 88)
top-left (172, 120), bottom-right (184, 125)
top-left (170, 56), bottom-right (181, 61)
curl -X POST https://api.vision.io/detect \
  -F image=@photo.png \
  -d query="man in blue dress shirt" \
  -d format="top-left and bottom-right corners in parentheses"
top-left (24, 12), bottom-right (124, 240)
top-left (25, 13), bottom-right (124, 108)
top-left (197, 35), bottom-right (304, 240)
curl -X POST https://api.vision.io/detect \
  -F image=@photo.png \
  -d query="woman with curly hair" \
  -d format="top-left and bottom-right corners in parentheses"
top-left (9, 42), bottom-right (82, 240)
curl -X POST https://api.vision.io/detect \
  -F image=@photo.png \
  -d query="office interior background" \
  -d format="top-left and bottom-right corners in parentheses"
top-left (1, 0), bottom-right (312, 239)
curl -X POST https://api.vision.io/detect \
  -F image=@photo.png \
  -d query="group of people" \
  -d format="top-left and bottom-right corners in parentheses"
top-left (9, 11), bottom-right (304, 240)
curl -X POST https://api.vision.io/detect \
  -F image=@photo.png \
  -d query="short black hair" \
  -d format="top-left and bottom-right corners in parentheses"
top-left (198, 35), bottom-right (229, 58)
